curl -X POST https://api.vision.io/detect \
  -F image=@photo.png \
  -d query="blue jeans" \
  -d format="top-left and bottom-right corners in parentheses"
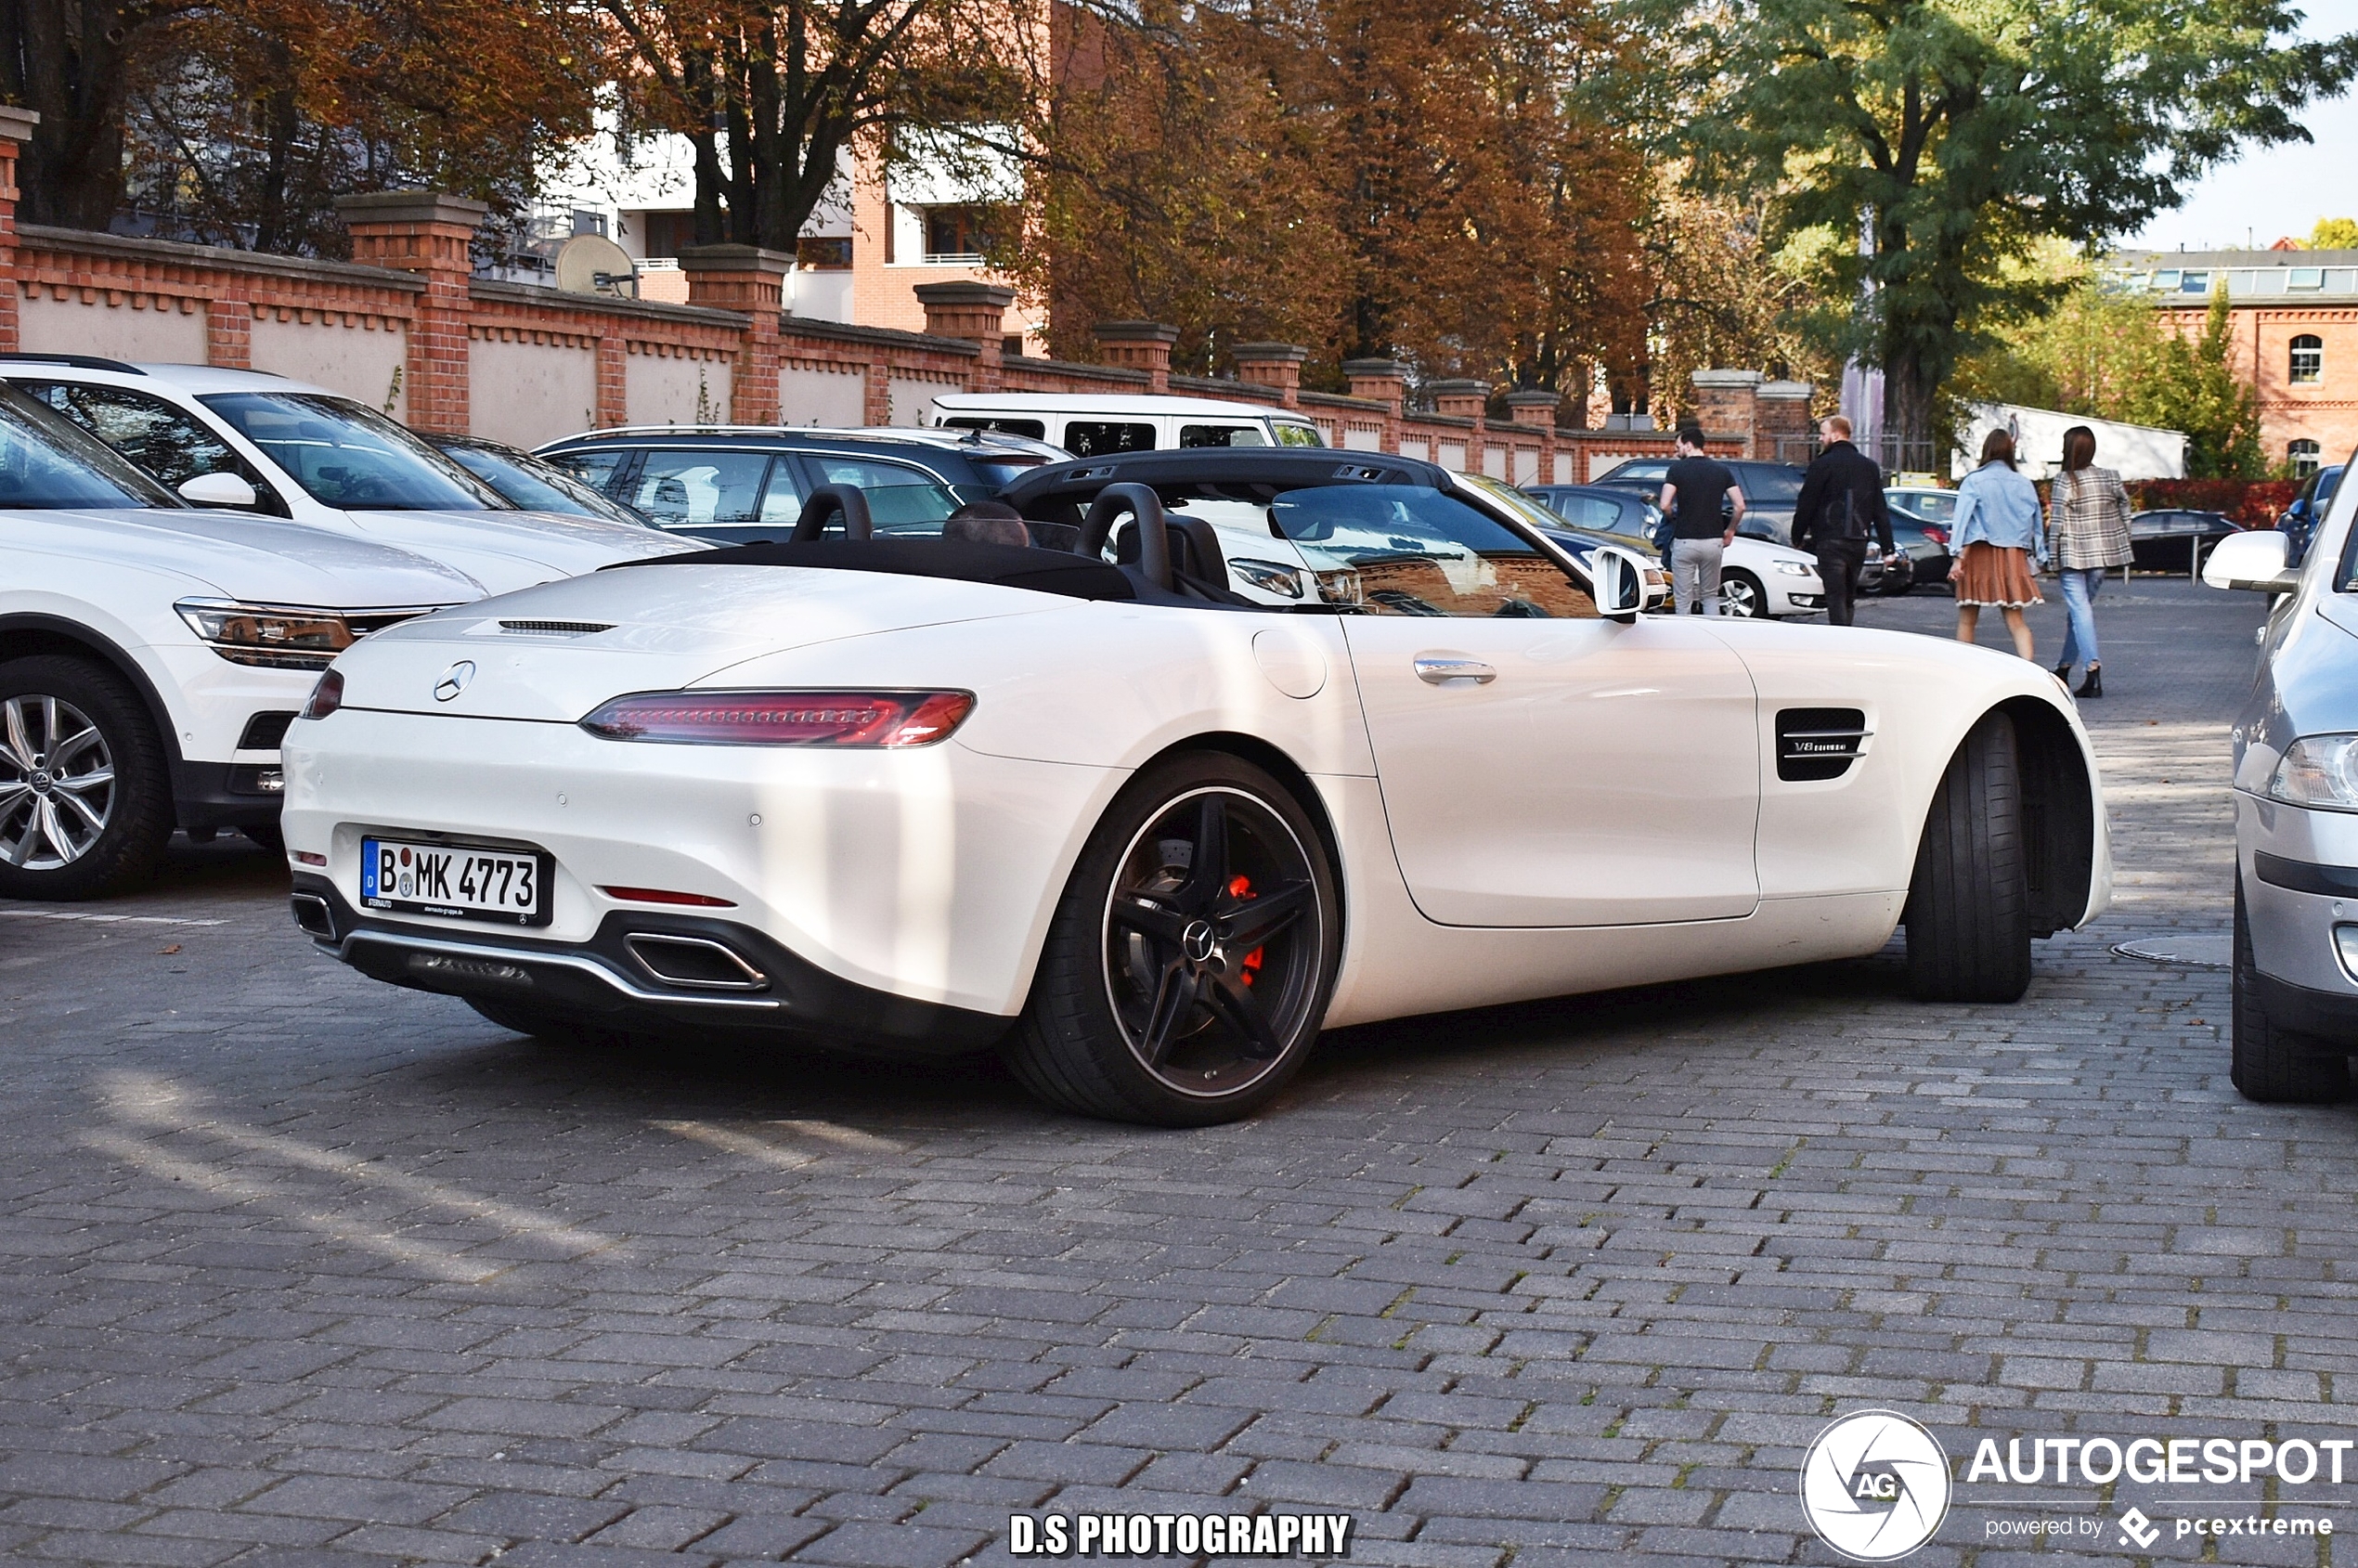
top-left (2057, 568), bottom-right (2104, 667)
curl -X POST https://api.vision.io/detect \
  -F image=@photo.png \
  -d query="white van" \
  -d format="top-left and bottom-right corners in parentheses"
top-left (926, 392), bottom-right (1325, 456)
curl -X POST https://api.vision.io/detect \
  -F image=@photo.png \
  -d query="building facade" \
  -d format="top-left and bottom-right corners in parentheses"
top-left (2115, 248), bottom-right (2358, 477)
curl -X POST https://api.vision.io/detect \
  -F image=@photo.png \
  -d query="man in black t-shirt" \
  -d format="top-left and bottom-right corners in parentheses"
top-left (1655, 427), bottom-right (1746, 615)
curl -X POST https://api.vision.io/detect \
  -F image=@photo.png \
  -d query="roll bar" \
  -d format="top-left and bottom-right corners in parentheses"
top-left (788, 484), bottom-right (875, 542)
top-left (1077, 482), bottom-right (1172, 591)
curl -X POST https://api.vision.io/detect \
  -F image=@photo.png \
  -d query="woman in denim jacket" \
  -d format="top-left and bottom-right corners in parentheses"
top-left (1948, 428), bottom-right (2047, 662)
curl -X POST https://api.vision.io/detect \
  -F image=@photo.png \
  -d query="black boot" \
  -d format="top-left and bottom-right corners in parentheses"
top-left (2076, 663), bottom-right (2103, 698)
top-left (2053, 658), bottom-right (2072, 683)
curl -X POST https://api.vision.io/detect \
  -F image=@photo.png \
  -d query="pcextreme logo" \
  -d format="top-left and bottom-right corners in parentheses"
top-left (1799, 1410), bottom-right (1953, 1562)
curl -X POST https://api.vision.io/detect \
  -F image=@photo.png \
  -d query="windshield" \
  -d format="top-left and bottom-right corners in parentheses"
top-left (0, 385), bottom-right (182, 509)
top-left (441, 442), bottom-right (649, 525)
top-left (1269, 483), bottom-right (1595, 616)
top-left (1273, 421), bottom-right (1325, 447)
top-left (201, 393), bottom-right (508, 511)
top-left (1892, 491), bottom-right (1956, 523)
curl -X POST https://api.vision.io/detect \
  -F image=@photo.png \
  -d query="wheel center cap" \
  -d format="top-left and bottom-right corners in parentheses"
top-left (28, 770), bottom-right (52, 795)
top-left (1181, 919), bottom-right (1219, 965)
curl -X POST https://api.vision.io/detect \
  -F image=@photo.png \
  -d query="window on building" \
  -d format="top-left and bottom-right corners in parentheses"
top-left (636, 211), bottom-right (694, 262)
top-left (2291, 267), bottom-right (2325, 290)
top-left (2292, 439), bottom-right (2324, 478)
top-left (2292, 335), bottom-right (2325, 385)
top-left (796, 237), bottom-right (851, 269)
top-left (921, 206), bottom-right (997, 263)
top-left (2154, 269), bottom-right (2182, 291)
top-left (2181, 270), bottom-right (2212, 293)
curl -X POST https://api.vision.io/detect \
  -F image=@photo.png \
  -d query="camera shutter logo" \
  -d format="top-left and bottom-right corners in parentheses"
top-left (1799, 1410), bottom-right (1951, 1561)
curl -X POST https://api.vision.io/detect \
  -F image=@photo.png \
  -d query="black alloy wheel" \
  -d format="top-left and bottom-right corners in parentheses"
top-left (1005, 753), bottom-right (1340, 1125)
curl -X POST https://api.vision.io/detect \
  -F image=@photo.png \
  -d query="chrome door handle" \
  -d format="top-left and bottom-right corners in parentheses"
top-left (1414, 655), bottom-right (1496, 685)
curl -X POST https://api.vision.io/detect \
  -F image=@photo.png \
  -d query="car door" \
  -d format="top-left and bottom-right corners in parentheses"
top-left (1284, 482), bottom-right (1760, 927)
top-left (618, 447), bottom-right (786, 544)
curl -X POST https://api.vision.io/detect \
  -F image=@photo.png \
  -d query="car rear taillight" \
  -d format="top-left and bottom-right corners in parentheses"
top-left (1922, 525), bottom-right (1948, 545)
top-left (299, 669), bottom-right (344, 720)
top-left (578, 691), bottom-right (976, 747)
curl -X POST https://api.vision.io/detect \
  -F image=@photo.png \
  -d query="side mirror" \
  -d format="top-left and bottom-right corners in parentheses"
top-left (178, 472), bottom-right (259, 509)
top-left (1592, 544), bottom-right (1650, 622)
top-left (2203, 528), bottom-right (2300, 593)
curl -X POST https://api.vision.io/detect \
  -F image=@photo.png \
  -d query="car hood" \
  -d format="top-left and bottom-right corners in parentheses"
top-left (343, 508), bottom-right (703, 593)
top-left (2, 506), bottom-right (484, 608)
top-left (330, 560), bottom-right (1060, 721)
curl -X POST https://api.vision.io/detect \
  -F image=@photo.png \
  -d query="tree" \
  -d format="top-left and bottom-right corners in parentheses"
top-left (120, 0), bottom-right (603, 254)
top-left (1687, 0), bottom-right (2358, 459)
top-left (1639, 175), bottom-right (1834, 422)
top-left (0, 0), bottom-right (203, 227)
top-left (600, 0), bottom-right (1020, 251)
top-left (2313, 216), bottom-right (2358, 250)
top-left (1956, 267), bottom-right (2262, 477)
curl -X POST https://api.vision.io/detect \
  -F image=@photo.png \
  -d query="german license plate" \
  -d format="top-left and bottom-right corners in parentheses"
top-left (360, 836), bottom-right (550, 927)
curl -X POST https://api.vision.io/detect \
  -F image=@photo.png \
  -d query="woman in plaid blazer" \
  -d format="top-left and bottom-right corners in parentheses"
top-left (2047, 425), bottom-right (2135, 698)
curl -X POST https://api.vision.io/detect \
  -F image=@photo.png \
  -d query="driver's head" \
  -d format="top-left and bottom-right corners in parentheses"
top-left (944, 499), bottom-right (1030, 548)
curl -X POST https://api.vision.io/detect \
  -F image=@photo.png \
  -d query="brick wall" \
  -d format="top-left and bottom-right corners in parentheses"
top-left (0, 129), bottom-right (1787, 469)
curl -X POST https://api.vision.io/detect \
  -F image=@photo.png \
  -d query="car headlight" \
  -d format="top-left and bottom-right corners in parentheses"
top-left (2269, 734), bottom-right (2358, 810)
top-left (1774, 561), bottom-right (1815, 577)
top-left (1228, 558), bottom-right (1306, 599)
top-left (175, 599), bottom-right (356, 668)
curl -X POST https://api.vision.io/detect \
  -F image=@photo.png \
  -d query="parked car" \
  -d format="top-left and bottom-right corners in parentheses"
top-left (2277, 463), bottom-right (2342, 566)
top-left (927, 392), bottom-right (1325, 454)
top-left (1590, 457), bottom-right (1807, 545)
top-left (536, 425), bottom-right (1065, 546)
top-left (2202, 487), bottom-right (2358, 1100)
top-left (1885, 487), bottom-right (1957, 591)
top-left (0, 382), bottom-right (474, 897)
top-left (429, 435), bottom-right (651, 527)
top-left (0, 357), bottom-right (696, 590)
top-left (1521, 482), bottom-right (1832, 618)
top-left (2128, 508), bottom-right (2239, 570)
top-left (284, 446), bottom-right (2108, 1126)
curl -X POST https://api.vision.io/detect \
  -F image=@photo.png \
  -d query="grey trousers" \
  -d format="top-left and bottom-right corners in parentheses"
top-left (1672, 538), bottom-right (1725, 616)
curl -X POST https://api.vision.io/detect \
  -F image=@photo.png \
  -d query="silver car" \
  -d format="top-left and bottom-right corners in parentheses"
top-left (2205, 470), bottom-right (2358, 1099)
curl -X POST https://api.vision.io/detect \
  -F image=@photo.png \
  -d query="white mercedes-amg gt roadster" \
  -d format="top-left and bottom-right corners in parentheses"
top-left (284, 449), bottom-right (2111, 1125)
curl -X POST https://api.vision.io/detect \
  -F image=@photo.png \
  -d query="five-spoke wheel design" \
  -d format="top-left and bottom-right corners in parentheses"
top-left (0, 655), bottom-right (173, 900)
top-left (1006, 753), bottom-right (1341, 1125)
top-left (1720, 569), bottom-right (1764, 618)
top-left (1103, 786), bottom-right (1325, 1098)
top-left (0, 693), bottom-right (117, 870)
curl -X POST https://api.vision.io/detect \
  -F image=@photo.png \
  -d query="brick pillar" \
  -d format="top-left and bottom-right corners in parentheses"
top-left (1688, 369), bottom-right (1765, 458)
top-left (1756, 380), bottom-right (1815, 464)
top-left (0, 108), bottom-right (37, 355)
top-left (913, 281), bottom-right (1015, 391)
top-left (1342, 358), bottom-right (1406, 451)
top-left (206, 300), bottom-right (253, 369)
top-left (595, 335), bottom-right (628, 427)
top-left (335, 192), bottom-right (487, 434)
top-left (1505, 390), bottom-right (1558, 428)
top-left (1094, 321), bottom-right (1179, 394)
top-left (1428, 379), bottom-right (1488, 421)
top-left (680, 245), bottom-right (791, 425)
top-left (1233, 343), bottom-right (1307, 408)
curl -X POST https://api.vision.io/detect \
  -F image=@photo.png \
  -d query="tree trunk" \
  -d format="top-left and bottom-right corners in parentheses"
top-left (4, 0), bottom-right (136, 228)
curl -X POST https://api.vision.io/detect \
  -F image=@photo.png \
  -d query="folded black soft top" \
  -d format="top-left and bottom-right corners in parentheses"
top-left (605, 537), bottom-right (1139, 603)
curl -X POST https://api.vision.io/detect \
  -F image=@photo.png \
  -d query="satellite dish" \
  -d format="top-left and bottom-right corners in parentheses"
top-left (555, 234), bottom-right (638, 298)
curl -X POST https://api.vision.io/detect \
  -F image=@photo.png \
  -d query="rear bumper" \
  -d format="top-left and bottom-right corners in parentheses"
top-left (291, 873), bottom-right (1009, 1057)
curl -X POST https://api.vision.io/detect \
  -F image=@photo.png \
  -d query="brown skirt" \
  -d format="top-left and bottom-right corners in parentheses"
top-left (1952, 541), bottom-right (2043, 608)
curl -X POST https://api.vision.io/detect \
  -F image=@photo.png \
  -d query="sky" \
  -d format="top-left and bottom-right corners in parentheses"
top-left (2124, 0), bottom-right (2358, 252)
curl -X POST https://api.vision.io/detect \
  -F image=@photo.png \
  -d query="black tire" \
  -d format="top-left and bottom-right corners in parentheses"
top-left (1878, 557), bottom-right (1915, 596)
top-left (1002, 751), bottom-right (1341, 1126)
top-left (465, 996), bottom-right (628, 1047)
top-left (242, 820), bottom-right (284, 851)
top-left (1720, 569), bottom-right (1766, 618)
top-left (1904, 711), bottom-right (2034, 1002)
top-left (0, 654), bottom-right (174, 901)
top-left (2230, 876), bottom-right (2348, 1102)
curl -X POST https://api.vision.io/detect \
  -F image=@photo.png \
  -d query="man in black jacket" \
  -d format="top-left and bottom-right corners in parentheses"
top-left (1791, 416), bottom-right (1894, 627)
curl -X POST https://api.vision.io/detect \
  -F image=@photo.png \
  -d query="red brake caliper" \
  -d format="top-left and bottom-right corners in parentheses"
top-left (1228, 875), bottom-right (1264, 986)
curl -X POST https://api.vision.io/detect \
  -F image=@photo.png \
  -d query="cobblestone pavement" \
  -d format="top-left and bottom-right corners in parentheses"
top-left (2, 577), bottom-right (2343, 1568)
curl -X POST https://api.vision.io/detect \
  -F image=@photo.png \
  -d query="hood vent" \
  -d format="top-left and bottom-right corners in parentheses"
top-left (1777, 707), bottom-right (1871, 781)
top-left (499, 619), bottom-right (615, 638)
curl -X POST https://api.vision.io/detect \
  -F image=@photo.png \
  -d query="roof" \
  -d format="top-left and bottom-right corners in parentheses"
top-left (931, 392), bottom-right (1322, 421)
top-left (1000, 447), bottom-right (1445, 505)
top-left (542, 423), bottom-right (1057, 458)
top-left (2109, 250), bottom-right (2358, 306)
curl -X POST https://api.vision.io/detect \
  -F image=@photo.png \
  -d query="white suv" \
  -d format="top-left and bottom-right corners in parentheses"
top-left (0, 385), bottom-right (480, 898)
top-left (0, 356), bottom-right (698, 590)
